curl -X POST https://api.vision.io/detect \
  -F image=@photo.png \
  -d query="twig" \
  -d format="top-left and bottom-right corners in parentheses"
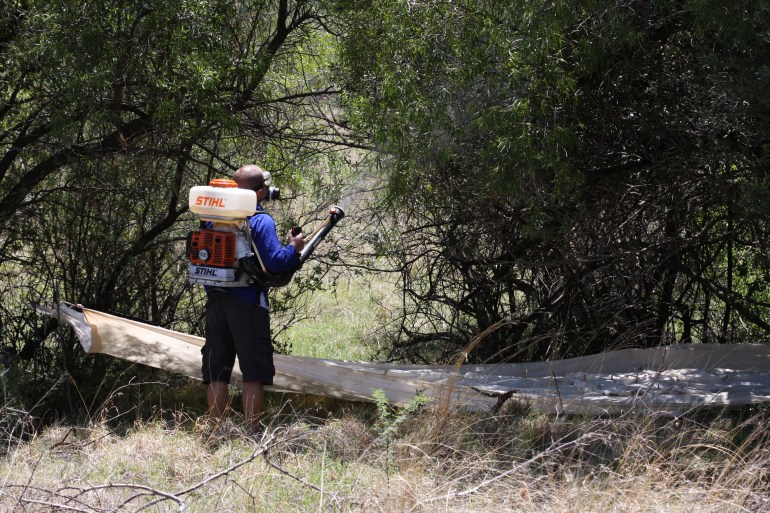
top-left (11, 496), bottom-right (94, 513)
top-left (455, 432), bottom-right (597, 498)
top-left (3, 484), bottom-right (96, 511)
top-left (263, 441), bottom-right (346, 511)
top-left (10, 434), bottom-right (50, 512)
top-left (50, 428), bottom-right (112, 453)
top-left (318, 440), bottom-right (327, 513)
top-left (263, 452), bottom-right (322, 492)
top-left (551, 370), bottom-right (564, 416)
top-left (130, 431), bottom-right (280, 512)
top-left (85, 483), bottom-right (184, 511)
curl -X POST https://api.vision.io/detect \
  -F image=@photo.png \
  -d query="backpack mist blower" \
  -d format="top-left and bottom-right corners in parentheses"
top-left (186, 178), bottom-right (344, 288)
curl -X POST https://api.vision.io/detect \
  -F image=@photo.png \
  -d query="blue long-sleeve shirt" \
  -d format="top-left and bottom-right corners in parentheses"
top-left (205, 206), bottom-right (300, 307)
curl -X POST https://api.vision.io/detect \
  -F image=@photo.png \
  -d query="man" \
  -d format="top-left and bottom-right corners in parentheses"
top-left (202, 164), bottom-right (305, 433)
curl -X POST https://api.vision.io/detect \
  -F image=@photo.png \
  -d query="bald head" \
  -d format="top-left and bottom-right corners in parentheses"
top-left (233, 164), bottom-right (265, 190)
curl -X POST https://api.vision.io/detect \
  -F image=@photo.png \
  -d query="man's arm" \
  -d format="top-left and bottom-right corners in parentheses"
top-left (251, 214), bottom-right (303, 273)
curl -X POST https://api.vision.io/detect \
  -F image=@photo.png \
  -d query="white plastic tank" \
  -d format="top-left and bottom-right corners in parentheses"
top-left (189, 179), bottom-right (256, 219)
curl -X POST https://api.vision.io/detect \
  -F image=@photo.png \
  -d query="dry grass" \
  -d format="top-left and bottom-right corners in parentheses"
top-left (3, 268), bottom-right (767, 511)
top-left (1, 401), bottom-right (768, 512)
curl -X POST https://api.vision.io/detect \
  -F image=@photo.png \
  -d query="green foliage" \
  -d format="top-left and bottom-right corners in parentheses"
top-left (340, 0), bottom-right (578, 201)
top-left (0, 0), bottom-right (356, 418)
top-left (336, 0), bottom-right (770, 363)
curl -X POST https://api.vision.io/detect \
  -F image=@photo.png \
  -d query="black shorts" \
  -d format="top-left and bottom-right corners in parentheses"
top-left (202, 290), bottom-right (275, 385)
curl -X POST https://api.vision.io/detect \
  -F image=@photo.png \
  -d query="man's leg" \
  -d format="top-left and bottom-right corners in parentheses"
top-left (207, 381), bottom-right (230, 423)
top-left (203, 292), bottom-right (235, 427)
top-left (242, 380), bottom-right (265, 432)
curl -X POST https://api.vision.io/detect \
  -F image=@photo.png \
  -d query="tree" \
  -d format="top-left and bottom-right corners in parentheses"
top-left (0, 0), bottom-right (356, 412)
top-left (337, 0), bottom-right (770, 363)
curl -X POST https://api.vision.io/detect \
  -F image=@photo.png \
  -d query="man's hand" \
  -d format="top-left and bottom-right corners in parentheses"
top-left (288, 231), bottom-right (305, 253)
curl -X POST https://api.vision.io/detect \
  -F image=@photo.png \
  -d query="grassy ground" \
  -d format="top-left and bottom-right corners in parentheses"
top-left (1, 404), bottom-right (768, 512)
top-left (2, 274), bottom-right (769, 511)
top-left (275, 272), bottom-right (399, 361)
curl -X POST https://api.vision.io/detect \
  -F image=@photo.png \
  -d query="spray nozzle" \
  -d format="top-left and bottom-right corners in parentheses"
top-left (329, 206), bottom-right (345, 221)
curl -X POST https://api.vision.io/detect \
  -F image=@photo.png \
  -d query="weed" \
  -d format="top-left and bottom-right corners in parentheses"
top-left (372, 388), bottom-right (428, 446)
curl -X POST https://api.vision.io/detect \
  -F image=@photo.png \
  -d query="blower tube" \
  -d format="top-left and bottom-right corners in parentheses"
top-left (244, 205), bottom-right (345, 288)
top-left (298, 205), bottom-right (345, 265)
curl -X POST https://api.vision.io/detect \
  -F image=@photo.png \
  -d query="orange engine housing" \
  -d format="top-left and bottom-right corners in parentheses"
top-left (188, 230), bottom-right (237, 268)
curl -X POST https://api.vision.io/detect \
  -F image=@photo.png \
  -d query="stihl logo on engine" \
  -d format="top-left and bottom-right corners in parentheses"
top-left (195, 196), bottom-right (227, 208)
top-left (187, 263), bottom-right (240, 285)
top-left (188, 230), bottom-right (237, 267)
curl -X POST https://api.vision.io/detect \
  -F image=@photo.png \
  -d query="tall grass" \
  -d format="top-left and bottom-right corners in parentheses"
top-left (1, 400), bottom-right (768, 512)
top-left (275, 272), bottom-right (399, 361)
top-left (2, 270), bottom-right (768, 511)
